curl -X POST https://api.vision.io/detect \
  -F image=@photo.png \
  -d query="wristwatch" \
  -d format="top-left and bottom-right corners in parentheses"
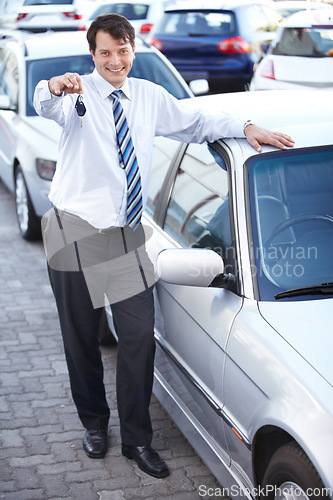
top-left (243, 119), bottom-right (255, 132)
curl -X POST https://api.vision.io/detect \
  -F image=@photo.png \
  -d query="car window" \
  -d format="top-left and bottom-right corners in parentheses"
top-left (247, 146), bottom-right (333, 300)
top-left (129, 52), bottom-right (190, 99)
top-left (155, 11), bottom-right (235, 36)
top-left (164, 143), bottom-right (236, 272)
top-left (146, 136), bottom-right (181, 218)
top-left (89, 3), bottom-right (148, 20)
top-left (272, 27), bottom-right (333, 57)
top-left (0, 48), bottom-right (19, 108)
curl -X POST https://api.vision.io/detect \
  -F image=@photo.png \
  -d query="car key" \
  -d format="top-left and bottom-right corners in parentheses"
top-left (75, 96), bottom-right (86, 127)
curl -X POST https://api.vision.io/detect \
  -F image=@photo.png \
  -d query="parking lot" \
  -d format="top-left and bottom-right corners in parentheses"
top-left (0, 180), bottom-right (225, 500)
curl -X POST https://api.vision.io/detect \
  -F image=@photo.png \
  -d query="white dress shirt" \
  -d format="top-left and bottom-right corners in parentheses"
top-left (34, 69), bottom-right (245, 229)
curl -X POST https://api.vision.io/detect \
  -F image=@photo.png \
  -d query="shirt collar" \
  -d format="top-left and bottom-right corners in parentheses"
top-left (91, 69), bottom-right (131, 101)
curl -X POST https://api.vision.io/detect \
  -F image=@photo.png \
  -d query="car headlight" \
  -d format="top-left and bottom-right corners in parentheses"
top-left (36, 159), bottom-right (56, 181)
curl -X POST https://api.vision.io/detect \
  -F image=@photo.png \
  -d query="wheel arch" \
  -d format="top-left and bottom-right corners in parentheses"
top-left (252, 425), bottom-right (297, 487)
top-left (13, 157), bottom-right (20, 178)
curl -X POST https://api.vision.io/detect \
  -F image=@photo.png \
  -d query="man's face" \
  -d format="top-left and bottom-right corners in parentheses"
top-left (90, 30), bottom-right (135, 88)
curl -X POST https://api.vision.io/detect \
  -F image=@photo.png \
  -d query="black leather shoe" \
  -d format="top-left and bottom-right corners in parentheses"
top-left (122, 445), bottom-right (169, 478)
top-left (83, 429), bottom-right (108, 458)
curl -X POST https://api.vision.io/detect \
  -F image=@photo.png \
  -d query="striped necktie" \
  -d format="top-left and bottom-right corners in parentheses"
top-left (111, 90), bottom-right (142, 229)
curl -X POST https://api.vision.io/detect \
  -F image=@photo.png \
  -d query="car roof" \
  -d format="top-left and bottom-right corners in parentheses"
top-left (166, 0), bottom-right (275, 12)
top-left (183, 89), bottom-right (333, 158)
top-left (0, 30), bottom-right (151, 58)
top-left (275, 0), bottom-right (330, 7)
top-left (281, 7), bottom-right (333, 27)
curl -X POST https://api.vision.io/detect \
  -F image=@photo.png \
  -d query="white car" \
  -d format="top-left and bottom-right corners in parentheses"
top-left (81, 0), bottom-right (170, 37)
top-left (0, 30), bottom-right (193, 240)
top-left (250, 8), bottom-right (333, 91)
top-left (105, 89), bottom-right (333, 498)
top-left (15, 0), bottom-right (93, 32)
top-left (273, 0), bottom-right (332, 19)
top-left (0, 0), bottom-right (24, 29)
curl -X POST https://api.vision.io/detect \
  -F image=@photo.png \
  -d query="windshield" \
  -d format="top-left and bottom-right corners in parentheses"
top-left (272, 26), bottom-right (333, 56)
top-left (26, 55), bottom-right (94, 116)
top-left (247, 146), bottom-right (333, 301)
top-left (26, 53), bottom-right (189, 116)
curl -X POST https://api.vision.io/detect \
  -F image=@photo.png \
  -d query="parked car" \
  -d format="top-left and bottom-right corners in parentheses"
top-left (147, 0), bottom-right (282, 93)
top-left (250, 8), bottom-right (333, 91)
top-left (0, 30), bottom-right (193, 240)
top-left (0, 0), bottom-right (24, 29)
top-left (15, 0), bottom-right (93, 32)
top-left (81, 0), bottom-right (170, 37)
top-left (273, 0), bottom-right (332, 19)
top-left (105, 89), bottom-right (333, 497)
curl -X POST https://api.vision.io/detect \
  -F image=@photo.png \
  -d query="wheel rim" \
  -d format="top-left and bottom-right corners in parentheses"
top-left (15, 170), bottom-right (29, 233)
top-left (274, 481), bottom-right (310, 500)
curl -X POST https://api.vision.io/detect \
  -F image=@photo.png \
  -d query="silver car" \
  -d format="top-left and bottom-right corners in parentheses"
top-left (0, 30), bottom-right (193, 240)
top-left (106, 89), bottom-right (333, 498)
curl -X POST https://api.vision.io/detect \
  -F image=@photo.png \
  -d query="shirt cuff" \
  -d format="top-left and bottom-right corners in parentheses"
top-left (37, 80), bottom-right (64, 102)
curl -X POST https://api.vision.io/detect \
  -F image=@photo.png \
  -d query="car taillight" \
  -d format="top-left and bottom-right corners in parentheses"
top-left (63, 11), bottom-right (83, 20)
top-left (17, 13), bottom-right (28, 21)
top-left (149, 38), bottom-right (163, 51)
top-left (259, 59), bottom-right (275, 80)
top-left (217, 36), bottom-right (249, 54)
top-left (140, 23), bottom-right (154, 34)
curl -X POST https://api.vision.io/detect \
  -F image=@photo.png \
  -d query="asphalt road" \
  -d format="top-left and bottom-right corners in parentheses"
top-left (0, 179), bottom-right (226, 500)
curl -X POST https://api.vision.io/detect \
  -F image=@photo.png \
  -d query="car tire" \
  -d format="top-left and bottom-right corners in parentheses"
top-left (15, 165), bottom-right (41, 240)
top-left (261, 442), bottom-right (328, 499)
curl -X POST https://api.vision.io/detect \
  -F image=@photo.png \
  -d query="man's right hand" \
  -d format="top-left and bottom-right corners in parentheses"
top-left (48, 72), bottom-right (83, 96)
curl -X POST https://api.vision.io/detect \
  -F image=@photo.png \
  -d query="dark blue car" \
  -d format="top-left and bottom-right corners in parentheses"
top-left (148, 1), bottom-right (281, 93)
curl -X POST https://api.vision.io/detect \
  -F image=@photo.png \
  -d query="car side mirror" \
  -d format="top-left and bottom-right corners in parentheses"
top-left (189, 79), bottom-right (209, 96)
top-left (156, 248), bottom-right (233, 288)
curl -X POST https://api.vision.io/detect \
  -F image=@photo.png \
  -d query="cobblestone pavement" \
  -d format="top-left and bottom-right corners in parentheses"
top-left (0, 181), bottom-right (227, 500)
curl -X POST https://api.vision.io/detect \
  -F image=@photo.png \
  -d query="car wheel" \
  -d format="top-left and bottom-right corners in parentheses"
top-left (15, 165), bottom-right (41, 240)
top-left (261, 442), bottom-right (328, 499)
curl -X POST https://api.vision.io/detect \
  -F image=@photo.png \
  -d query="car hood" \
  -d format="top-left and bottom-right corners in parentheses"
top-left (258, 299), bottom-right (333, 386)
top-left (271, 55), bottom-right (333, 86)
top-left (22, 116), bottom-right (62, 144)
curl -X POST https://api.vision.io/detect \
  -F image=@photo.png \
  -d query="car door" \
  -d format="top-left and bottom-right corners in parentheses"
top-left (146, 138), bottom-right (243, 461)
top-left (0, 47), bottom-right (18, 191)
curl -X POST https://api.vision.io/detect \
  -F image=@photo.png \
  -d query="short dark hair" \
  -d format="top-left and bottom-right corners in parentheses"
top-left (87, 13), bottom-right (135, 53)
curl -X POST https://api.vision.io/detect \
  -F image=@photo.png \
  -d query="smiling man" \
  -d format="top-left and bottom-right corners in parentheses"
top-left (34, 13), bottom-right (294, 479)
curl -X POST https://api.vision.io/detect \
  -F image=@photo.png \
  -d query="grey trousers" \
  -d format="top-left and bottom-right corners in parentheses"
top-left (44, 207), bottom-right (156, 446)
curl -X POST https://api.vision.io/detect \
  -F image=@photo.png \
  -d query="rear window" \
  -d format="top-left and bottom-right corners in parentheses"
top-left (272, 26), bottom-right (333, 56)
top-left (89, 3), bottom-right (148, 21)
top-left (23, 0), bottom-right (74, 4)
top-left (155, 10), bottom-right (235, 37)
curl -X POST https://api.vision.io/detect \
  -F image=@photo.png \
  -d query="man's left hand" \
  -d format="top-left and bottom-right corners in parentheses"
top-left (244, 124), bottom-right (294, 152)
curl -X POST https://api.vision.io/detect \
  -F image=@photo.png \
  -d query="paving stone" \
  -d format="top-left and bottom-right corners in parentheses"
top-left (0, 429), bottom-right (24, 448)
